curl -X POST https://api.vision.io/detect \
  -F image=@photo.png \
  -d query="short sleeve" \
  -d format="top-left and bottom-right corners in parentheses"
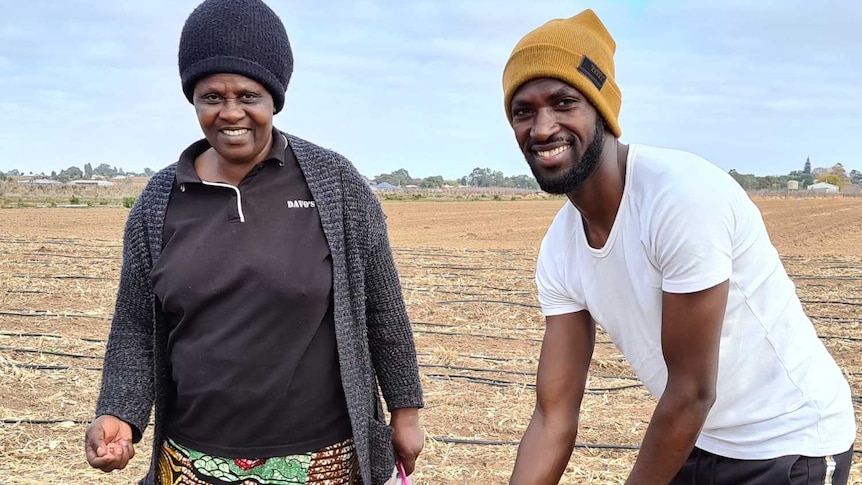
top-left (650, 184), bottom-right (735, 294)
top-left (536, 232), bottom-right (586, 316)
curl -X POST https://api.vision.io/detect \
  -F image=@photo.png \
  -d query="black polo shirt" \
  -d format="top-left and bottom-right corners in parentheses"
top-left (150, 129), bottom-right (352, 458)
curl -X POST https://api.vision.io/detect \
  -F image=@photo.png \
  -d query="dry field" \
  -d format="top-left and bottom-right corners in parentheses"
top-left (0, 197), bottom-right (860, 484)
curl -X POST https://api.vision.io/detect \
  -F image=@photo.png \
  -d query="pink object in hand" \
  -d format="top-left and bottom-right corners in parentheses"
top-left (397, 460), bottom-right (412, 485)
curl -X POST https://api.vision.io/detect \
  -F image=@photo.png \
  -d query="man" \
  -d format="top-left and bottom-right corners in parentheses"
top-left (503, 9), bottom-right (856, 485)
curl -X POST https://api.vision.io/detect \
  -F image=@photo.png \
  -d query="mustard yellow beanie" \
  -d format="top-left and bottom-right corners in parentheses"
top-left (502, 9), bottom-right (622, 137)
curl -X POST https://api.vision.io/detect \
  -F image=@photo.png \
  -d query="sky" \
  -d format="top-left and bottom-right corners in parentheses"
top-left (1, 0), bottom-right (860, 179)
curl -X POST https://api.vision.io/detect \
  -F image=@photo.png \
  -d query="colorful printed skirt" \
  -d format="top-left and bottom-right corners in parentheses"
top-left (157, 436), bottom-right (362, 485)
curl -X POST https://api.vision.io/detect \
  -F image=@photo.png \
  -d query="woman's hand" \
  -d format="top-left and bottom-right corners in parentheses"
top-left (85, 415), bottom-right (135, 472)
top-left (390, 407), bottom-right (424, 476)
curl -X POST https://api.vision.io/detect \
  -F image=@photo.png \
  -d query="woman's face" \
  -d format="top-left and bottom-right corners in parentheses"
top-left (192, 73), bottom-right (274, 166)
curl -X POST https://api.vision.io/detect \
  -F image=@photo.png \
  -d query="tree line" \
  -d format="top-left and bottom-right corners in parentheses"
top-left (369, 167), bottom-right (540, 190)
top-left (728, 159), bottom-right (861, 191)
top-left (0, 163), bottom-right (154, 182)
top-left (1, 163), bottom-right (538, 189)
top-left (4, 160), bottom-right (859, 191)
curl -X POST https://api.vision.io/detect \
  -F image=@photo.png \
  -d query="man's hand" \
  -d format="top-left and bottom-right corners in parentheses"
top-left (390, 407), bottom-right (424, 475)
top-left (85, 415), bottom-right (135, 472)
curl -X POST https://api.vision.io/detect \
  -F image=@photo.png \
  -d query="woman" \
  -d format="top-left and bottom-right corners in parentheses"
top-left (84, 1), bottom-right (424, 484)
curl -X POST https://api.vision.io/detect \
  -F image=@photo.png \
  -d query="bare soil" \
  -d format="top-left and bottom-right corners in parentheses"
top-left (1, 197), bottom-right (860, 484)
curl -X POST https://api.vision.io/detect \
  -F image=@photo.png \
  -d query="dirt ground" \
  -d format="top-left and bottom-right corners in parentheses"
top-left (0, 197), bottom-right (860, 484)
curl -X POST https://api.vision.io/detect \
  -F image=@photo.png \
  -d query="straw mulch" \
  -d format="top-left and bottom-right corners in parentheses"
top-left (1, 201), bottom-right (861, 484)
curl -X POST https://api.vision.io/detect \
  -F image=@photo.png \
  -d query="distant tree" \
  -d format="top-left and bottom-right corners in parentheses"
top-left (458, 176), bottom-right (468, 186)
top-left (816, 173), bottom-right (842, 188)
top-left (84, 163), bottom-right (93, 179)
top-left (830, 163), bottom-right (850, 186)
top-left (850, 169), bottom-right (862, 185)
top-left (489, 170), bottom-right (506, 187)
top-left (807, 164), bottom-right (851, 189)
top-left (466, 167), bottom-right (507, 187)
top-left (803, 157), bottom-right (811, 174)
top-left (8, 169), bottom-right (20, 176)
top-left (143, 167), bottom-right (154, 177)
top-left (51, 171), bottom-right (57, 178)
top-left (93, 163), bottom-right (117, 178)
top-left (420, 175), bottom-right (444, 188)
top-left (728, 169), bottom-right (756, 190)
top-left (466, 167), bottom-right (488, 186)
top-left (372, 168), bottom-right (416, 187)
top-left (506, 174), bottom-right (540, 190)
top-left (57, 166), bottom-right (84, 182)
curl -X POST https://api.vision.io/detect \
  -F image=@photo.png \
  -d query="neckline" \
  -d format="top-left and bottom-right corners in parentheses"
top-left (578, 144), bottom-right (637, 258)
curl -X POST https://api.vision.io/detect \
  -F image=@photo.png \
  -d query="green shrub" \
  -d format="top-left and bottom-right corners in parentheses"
top-left (122, 196), bottom-right (136, 208)
top-left (70, 195), bottom-right (81, 205)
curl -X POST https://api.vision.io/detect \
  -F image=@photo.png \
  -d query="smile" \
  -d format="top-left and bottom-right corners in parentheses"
top-left (221, 128), bottom-right (250, 136)
top-left (534, 145), bottom-right (570, 158)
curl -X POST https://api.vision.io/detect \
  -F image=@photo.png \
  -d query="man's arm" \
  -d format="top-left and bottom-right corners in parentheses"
top-left (510, 311), bottom-right (596, 485)
top-left (625, 280), bottom-right (729, 485)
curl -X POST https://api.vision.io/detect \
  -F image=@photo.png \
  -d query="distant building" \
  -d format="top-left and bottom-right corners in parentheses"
top-left (19, 179), bottom-right (63, 186)
top-left (787, 180), bottom-right (800, 190)
top-left (369, 182), bottom-right (400, 191)
top-left (67, 180), bottom-right (114, 187)
top-left (807, 182), bottom-right (839, 193)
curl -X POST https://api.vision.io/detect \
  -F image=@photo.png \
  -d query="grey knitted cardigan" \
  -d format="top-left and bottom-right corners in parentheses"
top-left (95, 132), bottom-right (424, 485)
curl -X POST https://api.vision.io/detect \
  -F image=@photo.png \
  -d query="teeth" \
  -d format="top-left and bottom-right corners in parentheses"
top-left (536, 145), bottom-right (569, 158)
top-left (222, 129), bottom-right (249, 136)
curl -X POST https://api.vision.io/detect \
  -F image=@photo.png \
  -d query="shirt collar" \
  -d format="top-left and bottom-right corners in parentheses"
top-left (176, 127), bottom-right (288, 184)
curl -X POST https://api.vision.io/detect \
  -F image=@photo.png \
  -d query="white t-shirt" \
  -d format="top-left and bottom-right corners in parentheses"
top-left (536, 144), bottom-right (855, 459)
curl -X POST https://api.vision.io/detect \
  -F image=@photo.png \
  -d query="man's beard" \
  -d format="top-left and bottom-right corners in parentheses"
top-left (525, 119), bottom-right (605, 195)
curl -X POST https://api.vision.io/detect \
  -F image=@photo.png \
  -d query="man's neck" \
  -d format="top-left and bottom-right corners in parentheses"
top-left (567, 139), bottom-right (628, 249)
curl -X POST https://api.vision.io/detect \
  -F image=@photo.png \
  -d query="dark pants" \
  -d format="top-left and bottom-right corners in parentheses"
top-left (669, 446), bottom-right (853, 485)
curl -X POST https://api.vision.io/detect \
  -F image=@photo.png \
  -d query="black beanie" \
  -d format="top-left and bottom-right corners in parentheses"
top-left (178, 0), bottom-right (293, 113)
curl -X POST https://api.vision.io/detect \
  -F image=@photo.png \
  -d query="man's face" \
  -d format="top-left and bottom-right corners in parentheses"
top-left (510, 78), bottom-right (605, 194)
